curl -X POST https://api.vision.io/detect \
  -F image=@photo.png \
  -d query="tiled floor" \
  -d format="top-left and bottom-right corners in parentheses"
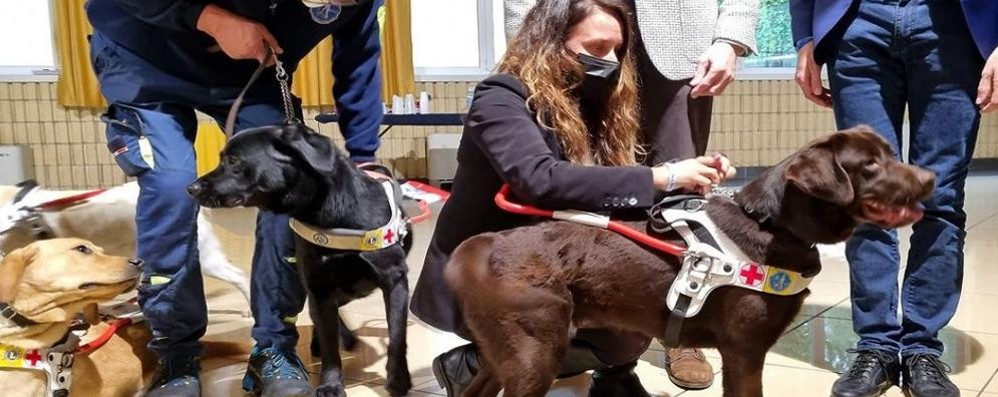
top-left (187, 174), bottom-right (998, 396)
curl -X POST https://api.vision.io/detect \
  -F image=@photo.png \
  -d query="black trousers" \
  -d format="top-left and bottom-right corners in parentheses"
top-left (630, 7), bottom-right (714, 165)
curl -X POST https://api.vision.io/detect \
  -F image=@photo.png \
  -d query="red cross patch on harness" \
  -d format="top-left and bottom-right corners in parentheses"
top-left (739, 263), bottom-right (765, 287)
top-left (384, 228), bottom-right (395, 245)
top-left (24, 349), bottom-right (42, 367)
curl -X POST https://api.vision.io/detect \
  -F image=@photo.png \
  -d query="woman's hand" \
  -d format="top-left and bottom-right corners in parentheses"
top-left (652, 154), bottom-right (737, 194)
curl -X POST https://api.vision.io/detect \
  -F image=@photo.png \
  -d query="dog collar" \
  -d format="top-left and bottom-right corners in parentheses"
top-left (0, 302), bottom-right (37, 327)
top-left (290, 180), bottom-right (407, 251)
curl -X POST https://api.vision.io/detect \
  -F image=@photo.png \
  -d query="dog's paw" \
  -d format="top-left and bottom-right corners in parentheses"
top-left (315, 384), bottom-right (346, 397)
top-left (385, 374), bottom-right (412, 397)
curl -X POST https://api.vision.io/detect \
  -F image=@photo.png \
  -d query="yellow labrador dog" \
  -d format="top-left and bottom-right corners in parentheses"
top-left (0, 181), bottom-right (251, 314)
top-left (0, 238), bottom-right (154, 396)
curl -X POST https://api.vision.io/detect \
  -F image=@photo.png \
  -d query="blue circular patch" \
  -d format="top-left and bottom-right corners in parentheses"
top-left (310, 5), bottom-right (342, 24)
top-left (769, 271), bottom-right (792, 292)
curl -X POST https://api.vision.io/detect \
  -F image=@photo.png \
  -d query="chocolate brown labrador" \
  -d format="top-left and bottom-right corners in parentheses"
top-left (444, 127), bottom-right (936, 397)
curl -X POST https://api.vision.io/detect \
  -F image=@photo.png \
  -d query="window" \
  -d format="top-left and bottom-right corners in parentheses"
top-left (0, 0), bottom-right (57, 76)
top-left (411, 0), bottom-right (797, 80)
top-left (742, 0), bottom-right (796, 70)
top-left (411, 0), bottom-right (504, 80)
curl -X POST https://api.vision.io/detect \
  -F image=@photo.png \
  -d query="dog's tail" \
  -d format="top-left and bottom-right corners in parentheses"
top-left (444, 234), bottom-right (566, 312)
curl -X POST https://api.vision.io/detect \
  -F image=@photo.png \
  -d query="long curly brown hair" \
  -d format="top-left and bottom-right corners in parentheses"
top-left (497, 0), bottom-right (641, 166)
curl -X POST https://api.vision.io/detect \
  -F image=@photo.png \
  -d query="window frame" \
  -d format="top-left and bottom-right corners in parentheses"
top-left (413, 0), bottom-right (499, 81)
top-left (414, 0), bottom-right (801, 82)
top-left (0, 0), bottom-right (59, 81)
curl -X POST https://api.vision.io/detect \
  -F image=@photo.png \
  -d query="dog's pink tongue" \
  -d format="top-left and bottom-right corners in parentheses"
top-left (863, 202), bottom-right (924, 227)
top-left (886, 206), bottom-right (924, 226)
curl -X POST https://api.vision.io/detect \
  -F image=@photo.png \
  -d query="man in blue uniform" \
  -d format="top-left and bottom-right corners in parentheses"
top-left (85, 1), bottom-right (384, 396)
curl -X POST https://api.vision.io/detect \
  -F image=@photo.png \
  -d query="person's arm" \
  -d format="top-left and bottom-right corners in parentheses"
top-left (330, 1), bottom-right (384, 162)
top-left (467, 77), bottom-right (658, 211)
top-left (503, 0), bottom-right (537, 41)
top-left (789, 0), bottom-right (831, 107)
top-left (789, 0), bottom-right (816, 51)
top-left (108, 0), bottom-right (207, 32)
top-left (690, 0), bottom-right (759, 98)
top-left (110, 0), bottom-right (282, 63)
top-left (979, 47), bottom-right (998, 112)
top-left (715, 0), bottom-right (760, 56)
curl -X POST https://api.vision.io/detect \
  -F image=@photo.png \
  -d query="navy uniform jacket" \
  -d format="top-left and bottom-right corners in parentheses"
top-left (410, 74), bottom-right (660, 335)
top-left (86, 0), bottom-right (383, 158)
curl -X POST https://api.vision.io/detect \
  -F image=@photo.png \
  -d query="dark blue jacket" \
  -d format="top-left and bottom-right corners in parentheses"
top-left (86, 0), bottom-right (383, 154)
top-left (790, 0), bottom-right (998, 61)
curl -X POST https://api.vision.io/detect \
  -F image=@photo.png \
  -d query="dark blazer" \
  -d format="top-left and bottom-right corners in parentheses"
top-left (790, 0), bottom-right (998, 61)
top-left (410, 74), bottom-right (659, 335)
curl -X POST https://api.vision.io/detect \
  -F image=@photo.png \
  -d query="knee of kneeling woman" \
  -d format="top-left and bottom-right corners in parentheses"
top-left (575, 329), bottom-right (651, 367)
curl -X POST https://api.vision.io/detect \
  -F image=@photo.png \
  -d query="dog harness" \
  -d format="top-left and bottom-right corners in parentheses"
top-left (650, 196), bottom-right (814, 347)
top-left (290, 178), bottom-right (409, 251)
top-left (0, 301), bottom-right (143, 397)
top-left (0, 180), bottom-right (109, 240)
top-left (0, 336), bottom-right (77, 397)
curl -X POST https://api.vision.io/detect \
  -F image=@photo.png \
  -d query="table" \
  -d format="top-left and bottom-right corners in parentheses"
top-left (315, 113), bottom-right (465, 137)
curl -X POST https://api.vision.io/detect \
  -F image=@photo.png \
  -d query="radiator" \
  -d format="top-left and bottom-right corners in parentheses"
top-left (0, 145), bottom-right (34, 185)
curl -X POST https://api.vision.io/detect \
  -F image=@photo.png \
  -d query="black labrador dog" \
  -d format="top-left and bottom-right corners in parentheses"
top-left (188, 123), bottom-right (412, 397)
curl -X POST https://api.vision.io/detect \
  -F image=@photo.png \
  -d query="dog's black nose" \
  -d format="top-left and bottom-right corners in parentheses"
top-left (128, 258), bottom-right (144, 269)
top-left (187, 181), bottom-right (203, 197)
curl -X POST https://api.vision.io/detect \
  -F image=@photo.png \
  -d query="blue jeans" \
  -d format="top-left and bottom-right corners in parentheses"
top-left (827, 0), bottom-right (984, 357)
top-left (90, 32), bottom-right (308, 359)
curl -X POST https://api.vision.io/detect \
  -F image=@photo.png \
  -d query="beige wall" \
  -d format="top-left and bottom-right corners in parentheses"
top-left (1, 80), bottom-right (996, 189)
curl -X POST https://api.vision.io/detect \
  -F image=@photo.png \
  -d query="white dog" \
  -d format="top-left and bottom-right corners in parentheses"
top-left (0, 181), bottom-right (252, 313)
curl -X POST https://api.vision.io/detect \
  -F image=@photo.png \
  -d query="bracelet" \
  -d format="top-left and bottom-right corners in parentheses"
top-left (663, 163), bottom-right (677, 192)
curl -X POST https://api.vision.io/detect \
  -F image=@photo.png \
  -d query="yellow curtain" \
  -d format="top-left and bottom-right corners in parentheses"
top-left (54, 0), bottom-right (104, 108)
top-left (292, 1), bottom-right (415, 106)
top-left (376, 0), bottom-right (416, 102)
top-left (55, 1), bottom-right (415, 109)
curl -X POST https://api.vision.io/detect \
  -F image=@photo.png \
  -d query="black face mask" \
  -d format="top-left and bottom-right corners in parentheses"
top-left (577, 53), bottom-right (621, 104)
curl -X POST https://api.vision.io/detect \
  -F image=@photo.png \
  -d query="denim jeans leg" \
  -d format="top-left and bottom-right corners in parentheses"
top-left (897, 0), bottom-right (983, 357)
top-left (827, 0), bottom-right (909, 354)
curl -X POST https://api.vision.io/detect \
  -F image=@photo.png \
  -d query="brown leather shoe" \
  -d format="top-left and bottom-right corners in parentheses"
top-left (665, 347), bottom-right (714, 390)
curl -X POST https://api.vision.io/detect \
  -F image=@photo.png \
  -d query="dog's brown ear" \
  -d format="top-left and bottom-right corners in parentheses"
top-left (0, 244), bottom-right (38, 303)
top-left (785, 144), bottom-right (855, 206)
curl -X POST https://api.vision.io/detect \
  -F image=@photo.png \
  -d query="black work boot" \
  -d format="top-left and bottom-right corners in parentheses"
top-left (831, 349), bottom-right (900, 397)
top-left (902, 353), bottom-right (959, 397)
top-left (588, 361), bottom-right (651, 397)
top-left (242, 346), bottom-right (313, 397)
top-left (145, 356), bottom-right (201, 397)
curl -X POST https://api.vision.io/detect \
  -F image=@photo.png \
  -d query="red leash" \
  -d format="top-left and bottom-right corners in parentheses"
top-left (34, 189), bottom-right (109, 211)
top-left (74, 318), bottom-right (132, 355)
top-left (494, 184), bottom-right (687, 257)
